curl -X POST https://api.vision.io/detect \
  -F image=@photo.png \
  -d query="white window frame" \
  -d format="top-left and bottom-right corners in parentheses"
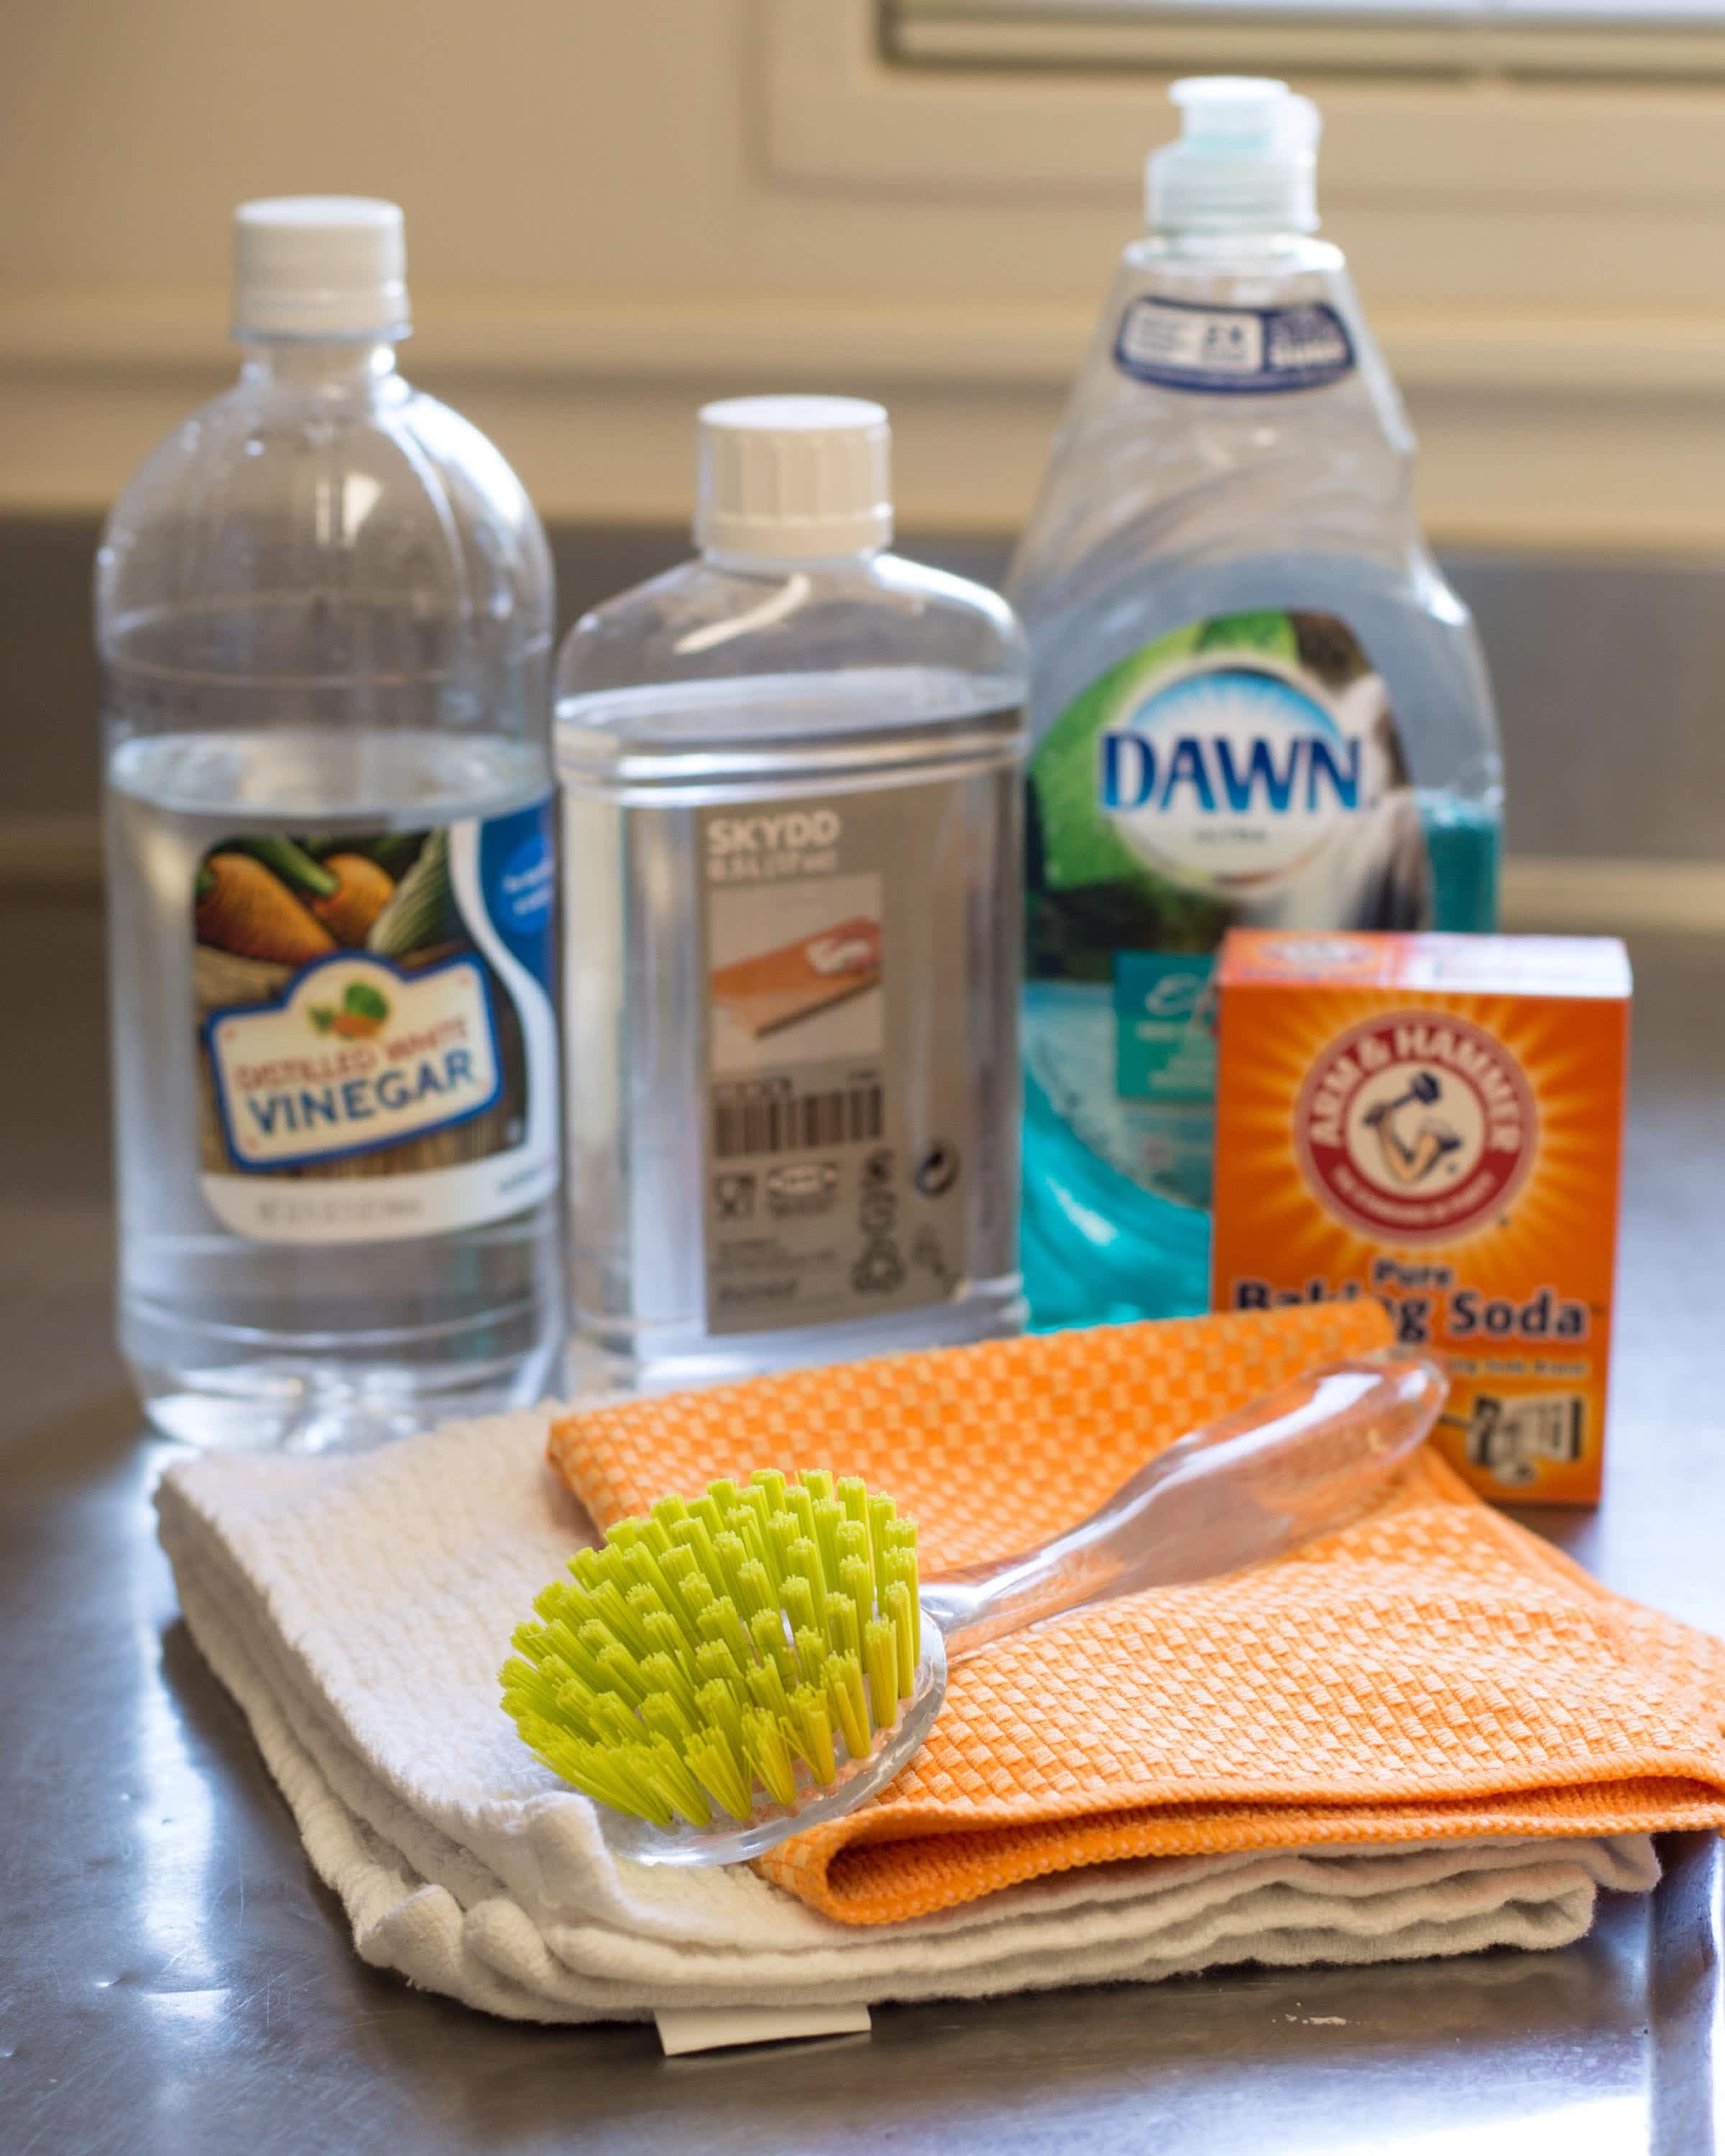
top-left (883, 0), bottom-right (1725, 83)
top-left (762, 0), bottom-right (1725, 208)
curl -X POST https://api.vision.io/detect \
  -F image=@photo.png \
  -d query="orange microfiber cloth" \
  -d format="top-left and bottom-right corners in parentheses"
top-left (548, 1302), bottom-right (1725, 1926)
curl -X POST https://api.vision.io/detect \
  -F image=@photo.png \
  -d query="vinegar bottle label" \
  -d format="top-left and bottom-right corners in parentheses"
top-left (192, 799), bottom-right (560, 1245)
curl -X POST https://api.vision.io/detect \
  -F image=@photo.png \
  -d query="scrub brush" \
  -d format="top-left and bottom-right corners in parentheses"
top-left (502, 1350), bottom-right (1445, 1866)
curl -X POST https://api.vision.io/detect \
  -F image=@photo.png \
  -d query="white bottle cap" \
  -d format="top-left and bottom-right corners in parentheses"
top-left (1146, 78), bottom-right (1320, 236)
top-left (694, 396), bottom-right (893, 560)
top-left (233, 197), bottom-right (410, 338)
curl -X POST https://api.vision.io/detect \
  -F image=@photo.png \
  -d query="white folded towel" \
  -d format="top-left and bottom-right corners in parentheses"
top-left (154, 1407), bottom-right (1659, 2025)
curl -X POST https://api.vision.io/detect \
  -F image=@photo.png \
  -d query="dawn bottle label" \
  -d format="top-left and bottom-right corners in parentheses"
top-left (193, 798), bottom-right (560, 1244)
top-left (1113, 298), bottom-right (1355, 395)
top-left (1025, 610), bottom-right (1430, 1211)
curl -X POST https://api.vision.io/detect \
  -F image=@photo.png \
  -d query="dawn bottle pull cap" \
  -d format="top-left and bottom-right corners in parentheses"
top-left (1146, 77), bottom-right (1322, 237)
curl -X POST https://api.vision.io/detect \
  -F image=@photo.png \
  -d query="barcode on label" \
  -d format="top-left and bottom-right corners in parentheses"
top-left (713, 1084), bottom-right (883, 1160)
top-left (1464, 1391), bottom-right (1585, 1488)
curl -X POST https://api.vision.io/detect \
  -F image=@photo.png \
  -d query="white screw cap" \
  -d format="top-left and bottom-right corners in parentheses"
top-left (1146, 78), bottom-right (1321, 236)
top-left (233, 197), bottom-right (410, 338)
top-left (695, 396), bottom-right (893, 560)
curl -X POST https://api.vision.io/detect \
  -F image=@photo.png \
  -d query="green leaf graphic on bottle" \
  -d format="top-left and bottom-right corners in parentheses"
top-left (1195, 609), bottom-right (1299, 662)
top-left (1027, 619), bottom-right (1233, 981)
top-left (1030, 621), bottom-right (1202, 893)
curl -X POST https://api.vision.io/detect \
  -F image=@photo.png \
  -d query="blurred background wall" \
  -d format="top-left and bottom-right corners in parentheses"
top-left (6, 0), bottom-right (1725, 920)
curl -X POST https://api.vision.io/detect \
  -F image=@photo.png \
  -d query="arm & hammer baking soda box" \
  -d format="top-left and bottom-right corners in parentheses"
top-left (1211, 930), bottom-right (1630, 1503)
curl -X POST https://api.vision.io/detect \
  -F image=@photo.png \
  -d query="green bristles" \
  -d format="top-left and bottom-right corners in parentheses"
top-left (734, 1557), bottom-right (774, 1623)
top-left (643, 1608), bottom-right (691, 1664)
top-left (672, 1515), bottom-right (723, 1592)
top-left (836, 1514), bottom-right (871, 1570)
top-left (824, 1590), bottom-right (860, 1661)
top-left (640, 1690), bottom-right (693, 1749)
top-left (750, 1468), bottom-right (788, 1513)
top-left (681, 1570), bottom-right (717, 1630)
top-left (686, 1726), bottom-right (752, 1820)
top-left (744, 1708), bottom-right (798, 1805)
top-left (696, 1595), bottom-right (753, 1672)
top-left (639, 1649), bottom-right (696, 1722)
top-left (499, 1654), bottom-right (562, 1723)
top-left (788, 1683), bottom-right (837, 1784)
top-left (501, 1468), bottom-right (924, 1828)
top-left (840, 1552), bottom-right (873, 1651)
top-left (824, 1650), bottom-right (870, 1764)
top-left (659, 1545), bottom-right (702, 1621)
top-left (783, 1557), bottom-right (820, 1633)
top-left (864, 1618), bottom-right (901, 1732)
top-left (867, 1493), bottom-right (896, 1580)
top-left (696, 1673), bottom-right (745, 1752)
top-left (884, 1580), bottom-right (917, 1695)
top-left (712, 1530), bottom-right (751, 1608)
top-left (750, 1606), bottom-right (799, 1689)
top-left (765, 1511), bottom-right (801, 1583)
top-left (747, 1654), bottom-right (792, 1723)
top-left (794, 1531), bottom-right (830, 1603)
top-left (694, 1637), bottom-right (744, 1690)
top-left (882, 1541), bottom-right (921, 1664)
top-left (794, 1623), bottom-right (827, 1683)
top-left (811, 1498), bottom-right (844, 1603)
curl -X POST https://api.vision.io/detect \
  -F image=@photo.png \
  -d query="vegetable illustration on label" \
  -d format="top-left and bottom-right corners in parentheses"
top-left (196, 850), bottom-right (336, 965)
top-left (308, 978), bottom-right (392, 1038)
top-left (310, 852), bottom-right (395, 944)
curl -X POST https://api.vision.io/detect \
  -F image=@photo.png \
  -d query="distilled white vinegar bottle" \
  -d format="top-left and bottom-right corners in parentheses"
top-left (556, 397), bottom-right (1027, 1390)
top-left (98, 199), bottom-right (561, 1449)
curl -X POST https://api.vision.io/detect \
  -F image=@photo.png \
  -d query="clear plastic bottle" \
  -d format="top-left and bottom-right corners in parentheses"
top-left (556, 396), bottom-right (1027, 1391)
top-left (98, 198), bottom-right (561, 1450)
top-left (1008, 79), bottom-right (1501, 1331)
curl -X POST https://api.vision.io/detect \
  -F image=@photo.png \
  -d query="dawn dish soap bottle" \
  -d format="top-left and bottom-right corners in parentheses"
top-left (557, 397), bottom-right (1027, 1391)
top-left (1009, 77), bottom-right (1501, 1331)
top-left (98, 199), bottom-right (561, 1450)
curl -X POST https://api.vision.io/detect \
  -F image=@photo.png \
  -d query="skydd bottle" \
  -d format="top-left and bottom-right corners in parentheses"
top-left (98, 198), bottom-right (561, 1449)
top-left (556, 397), bottom-right (1027, 1391)
top-left (1008, 78), bottom-right (1501, 1330)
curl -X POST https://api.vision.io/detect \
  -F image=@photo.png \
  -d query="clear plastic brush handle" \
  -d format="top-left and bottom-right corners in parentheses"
top-left (919, 1351), bottom-right (1446, 1664)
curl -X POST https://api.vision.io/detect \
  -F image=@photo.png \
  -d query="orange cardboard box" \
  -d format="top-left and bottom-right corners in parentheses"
top-left (1211, 930), bottom-right (1630, 1504)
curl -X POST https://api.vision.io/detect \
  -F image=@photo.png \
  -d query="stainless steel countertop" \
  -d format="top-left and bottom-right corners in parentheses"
top-left (4, 898), bottom-right (1724, 2156)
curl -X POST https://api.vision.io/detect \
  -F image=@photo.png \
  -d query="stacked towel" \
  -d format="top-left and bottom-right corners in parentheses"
top-left (157, 1317), bottom-right (1687, 2022)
